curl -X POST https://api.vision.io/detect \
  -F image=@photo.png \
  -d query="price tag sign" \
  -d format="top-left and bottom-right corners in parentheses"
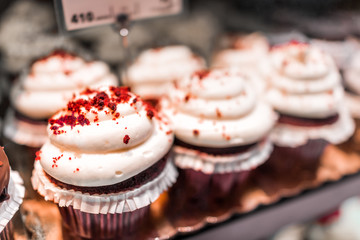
top-left (54, 0), bottom-right (183, 32)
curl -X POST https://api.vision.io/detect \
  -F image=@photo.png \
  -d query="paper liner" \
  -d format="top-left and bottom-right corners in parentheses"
top-left (31, 160), bottom-right (178, 214)
top-left (169, 167), bottom-right (251, 216)
top-left (173, 139), bottom-right (273, 174)
top-left (60, 204), bottom-right (149, 239)
top-left (0, 170), bottom-right (25, 233)
top-left (345, 92), bottom-right (360, 119)
top-left (4, 108), bottom-right (47, 148)
top-left (270, 108), bottom-right (355, 148)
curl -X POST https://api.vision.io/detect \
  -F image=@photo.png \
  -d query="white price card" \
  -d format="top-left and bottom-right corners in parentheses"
top-left (54, 0), bottom-right (183, 32)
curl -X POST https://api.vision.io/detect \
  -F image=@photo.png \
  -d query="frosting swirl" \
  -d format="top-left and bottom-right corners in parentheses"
top-left (261, 41), bottom-right (343, 118)
top-left (123, 46), bottom-right (205, 99)
top-left (37, 86), bottom-right (173, 187)
top-left (11, 50), bottom-right (118, 119)
top-left (163, 69), bottom-right (276, 148)
top-left (212, 33), bottom-right (269, 69)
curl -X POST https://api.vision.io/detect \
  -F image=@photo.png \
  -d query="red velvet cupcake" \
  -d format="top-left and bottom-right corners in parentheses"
top-left (4, 50), bottom-right (118, 148)
top-left (162, 68), bottom-right (276, 210)
top-left (260, 41), bottom-right (355, 174)
top-left (31, 86), bottom-right (177, 239)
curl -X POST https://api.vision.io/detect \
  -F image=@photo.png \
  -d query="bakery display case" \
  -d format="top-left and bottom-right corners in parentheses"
top-left (1, 0), bottom-right (360, 239)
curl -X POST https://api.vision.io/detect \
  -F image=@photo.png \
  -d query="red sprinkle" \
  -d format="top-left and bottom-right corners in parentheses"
top-left (184, 94), bottom-right (191, 102)
top-left (193, 70), bottom-right (211, 80)
top-left (146, 109), bottom-right (154, 120)
top-left (193, 129), bottom-right (200, 136)
top-left (123, 135), bottom-right (130, 144)
top-left (35, 151), bottom-right (42, 161)
top-left (216, 108), bottom-right (222, 118)
top-left (49, 86), bottom-right (132, 135)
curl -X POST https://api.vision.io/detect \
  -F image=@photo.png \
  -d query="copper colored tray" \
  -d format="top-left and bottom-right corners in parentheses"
top-left (10, 142), bottom-right (360, 240)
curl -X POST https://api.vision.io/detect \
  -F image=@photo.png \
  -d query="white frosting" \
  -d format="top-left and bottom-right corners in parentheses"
top-left (344, 50), bottom-right (360, 95)
top-left (212, 33), bottom-right (269, 69)
top-left (261, 42), bottom-right (343, 118)
top-left (38, 87), bottom-right (173, 187)
top-left (11, 51), bottom-right (118, 119)
top-left (123, 45), bottom-right (205, 99)
top-left (163, 68), bottom-right (277, 147)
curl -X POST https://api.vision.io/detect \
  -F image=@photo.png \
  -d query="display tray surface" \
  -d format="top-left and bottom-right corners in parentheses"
top-left (10, 143), bottom-right (360, 240)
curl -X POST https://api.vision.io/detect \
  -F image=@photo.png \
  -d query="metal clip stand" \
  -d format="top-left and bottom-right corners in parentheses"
top-left (114, 14), bottom-right (131, 85)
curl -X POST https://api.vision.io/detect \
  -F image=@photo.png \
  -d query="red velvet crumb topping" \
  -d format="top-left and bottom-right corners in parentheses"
top-left (123, 135), bottom-right (130, 144)
top-left (193, 70), bottom-right (211, 80)
top-left (49, 86), bottom-right (132, 135)
top-left (35, 151), bottom-right (42, 161)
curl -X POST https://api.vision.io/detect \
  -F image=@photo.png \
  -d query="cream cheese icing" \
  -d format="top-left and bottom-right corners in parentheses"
top-left (37, 86), bottom-right (173, 187)
top-left (123, 45), bottom-right (205, 99)
top-left (162, 69), bottom-right (277, 148)
top-left (212, 32), bottom-right (269, 69)
top-left (11, 50), bottom-right (118, 119)
top-left (261, 41), bottom-right (343, 118)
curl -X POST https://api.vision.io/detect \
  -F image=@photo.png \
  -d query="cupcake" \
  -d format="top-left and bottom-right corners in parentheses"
top-left (31, 86), bottom-right (177, 239)
top-left (260, 41), bottom-right (354, 174)
top-left (122, 45), bottom-right (205, 104)
top-left (4, 50), bottom-right (118, 148)
top-left (211, 32), bottom-right (269, 70)
top-left (162, 68), bottom-right (276, 210)
top-left (343, 50), bottom-right (360, 151)
top-left (0, 147), bottom-right (25, 240)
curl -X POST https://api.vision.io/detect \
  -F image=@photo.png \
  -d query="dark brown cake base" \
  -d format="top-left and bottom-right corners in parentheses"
top-left (260, 139), bottom-right (328, 177)
top-left (172, 167), bottom-right (250, 209)
top-left (0, 220), bottom-right (13, 240)
top-left (14, 111), bottom-right (48, 125)
top-left (169, 141), bottom-right (259, 219)
top-left (45, 155), bottom-right (168, 194)
top-left (60, 205), bottom-right (149, 240)
top-left (278, 113), bottom-right (339, 127)
top-left (261, 113), bottom-right (340, 177)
